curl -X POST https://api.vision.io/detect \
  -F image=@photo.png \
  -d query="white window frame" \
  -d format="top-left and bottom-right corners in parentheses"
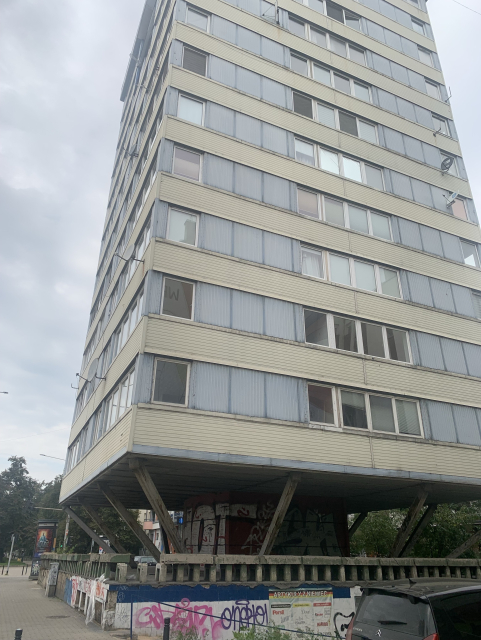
top-left (323, 251), bottom-right (402, 298)
top-left (315, 102), bottom-right (378, 145)
top-left (432, 115), bottom-right (448, 135)
top-left (311, 61), bottom-right (372, 102)
top-left (301, 246), bottom-right (326, 280)
top-left (411, 18), bottom-right (425, 35)
top-left (161, 276), bottom-right (195, 320)
top-left (177, 93), bottom-right (205, 126)
top-left (472, 292), bottom-right (481, 319)
top-left (181, 45), bottom-right (208, 76)
top-left (289, 16), bottom-right (308, 38)
top-left (307, 383), bottom-right (339, 429)
top-left (172, 145), bottom-right (203, 182)
top-left (167, 207), bottom-right (199, 246)
top-left (152, 357), bottom-right (191, 407)
top-left (316, 146), bottom-right (384, 190)
top-left (297, 188), bottom-right (321, 219)
top-left (460, 241), bottom-right (480, 268)
top-left (418, 46), bottom-right (433, 66)
top-left (186, 5), bottom-right (210, 32)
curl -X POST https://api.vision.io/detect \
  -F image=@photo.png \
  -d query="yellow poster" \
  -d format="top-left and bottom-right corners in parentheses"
top-left (269, 588), bottom-right (333, 634)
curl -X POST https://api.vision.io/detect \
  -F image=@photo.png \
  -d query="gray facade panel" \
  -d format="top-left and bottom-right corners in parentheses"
top-left (377, 89), bottom-right (398, 113)
top-left (430, 278), bottom-right (456, 312)
top-left (262, 77), bottom-right (288, 107)
top-left (195, 283), bottom-right (231, 327)
top-left (440, 232), bottom-right (463, 263)
top-left (232, 290), bottom-right (264, 334)
top-left (262, 122), bottom-right (288, 155)
top-left (391, 171), bottom-right (413, 200)
top-left (415, 332), bottom-right (445, 370)
top-left (263, 173), bottom-right (291, 209)
top-left (209, 56), bottom-right (236, 87)
top-left (403, 136), bottom-right (424, 163)
top-left (420, 225), bottom-right (443, 257)
top-left (440, 338), bottom-right (468, 375)
top-left (396, 97), bottom-right (416, 122)
top-left (206, 102), bottom-right (235, 136)
top-left (266, 373), bottom-right (303, 422)
top-left (235, 112), bottom-right (262, 145)
top-left (451, 284), bottom-right (476, 317)
top-left (233, 223), bottom-right (263, 262)
top-left (261, 37), bottom-right (286, 65)
top-left (385, 32), bottom-right (403, 54)
top-left (422, 143), bottom-right (442, 168)
top-left (427, 401), bottom-right (457, 442)
top-left (211, 15), bottom-right (237, 44)
top-left (264, 297), bottom-right (298, 340)
top-left (383, 128), bottom-right (405, 154)
top-left (405, 272), bottom-right (433, 306)
top-left (189, 362), bottom-right (230, 413)
top-left (143, 270), bottom-right (163, 316)
top-left (463, 343), bottom-right (481, 378)
top-left (230, 367), bottom-right (265, 416)
top-left (234, 164), bottom-right (263, 201)
top-left (452, 405), bottom-right (481, 446)
top-left (200, 214), bottom-right (233, 255)
top-left (238, 26), bottom-right (261, 55)
top-left (203, 155), bottom-right (235, 192)
top-left (411, 178), bottom-right (433, 207)
top-left (132, 353), bottom-right (155, 405)
top-left (398, 218), bottom-right (423, 250)
top-left (237, 66), bottom-right (262, 97)
top-left (414, 105), bottom-right (434, 129)
top-left (372, 52), bottom-right (391, 76)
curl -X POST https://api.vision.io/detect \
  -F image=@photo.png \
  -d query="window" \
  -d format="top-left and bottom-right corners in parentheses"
top-left (348, 205), bottom-right (368, 233)
top-left (311, 28), bottom-right (327, 48)
top-left (162, 277), bottom-right (194, 319)
top-left (345, 13), bottom-right (361, 30)
top-left (291, 54), bottom-right (309, 75)
top-left (341, 390), bottom-right (368, 429)
top-left (304, 310), bottom-right (329, 346)
top-left (353, 81), bottom-right (370, 102)
top-left (370, 395), bottom-right (396, 433)
top-left (298, 189), bottom-right (319, 218)
top-left (308, 384), bottom-right (335, 424)
top-left (295, 139), bottom-right (315, 165)
top-left (451, 198), bottom-right (468, 221)
top-left (432, 115), bottom-right (448, 135)
top-left (317, 103), bottom-right (336, 128)
top-left (168, 209), bottom-right (198, 245)
top-left (370, 212), bottom-right (391, 240)
top-left (334, 73), bottom-right (351, 94)
top-left (348, 46), bottom-right (365, 65)
top-left (473, 293), bottom-right (481, 319)
top-left (326, 1), bottom-right (344, 22)
top-left (395, 399), bottom-right (421, 435)
top-left (293, 92), bottom-right (313, 118)
top-left (358, 121), bottom-right (377, 143)
top-left (461, 241), bottom-right (480, 268)
top-left (313, 64), bottom-right (331, 86)
top-left (340, 391), bottom-right (421, 435)
top-left (289, 17), bottom-right (306, 37)
top-left (186, 7), bottom-right (209, 30)
top-left (343, 157), bottom-right (362, 182)
top-left (386, 328), bottom-right (410, 362)
top-left (334, 315), bottom-right (358, 352)
top-left (325, 197), bottom-right (345, 226)
top-left (339, 112), bottom-right (358, 136)
top-left (379, 267), bottom-right (401, 297)
top-left (411, 19), bottom-right (425, 35)
top-left (104, 367), bottom-right (136, 432)
top-left (418, 47), bottom-right (433, 66)
top-left (153, 358), bottom-right (189, 405)
top-left (177, 95), bottom-right (204, 125)
top-left (364, 165), bottom-right (384, 190)
top-left (361, 322), bottom-right (384, 358)
top-left (329, 254), bottom-right (351, 285)
top-left (182, 47), bottom-right (207, 75)
top-left (173, 147), bottom-right (201, 180)
top-left (426, 81), bottom-right (441, 100)
top-left (330, 36), bottom-right (347, 57)
top-left (302, 247), bottom-right (324, 278)
top-left (354, 260), bottom-right (377, 291)
top-left (320, 148), bottom-right (340, 174)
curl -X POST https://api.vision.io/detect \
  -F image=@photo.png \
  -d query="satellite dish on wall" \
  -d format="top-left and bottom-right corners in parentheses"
top-left (123, 244), bottom-right (136, 261)
top-left (441, 156), bottom-right (454, 173)
top-left (445, 191), bottom-right (459, 207)
top-left (87, 358), bottom-right (99, 383)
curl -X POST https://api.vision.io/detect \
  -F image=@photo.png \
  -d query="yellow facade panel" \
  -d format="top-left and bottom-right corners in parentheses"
top-left (59, 460), bottom-right (86, 501)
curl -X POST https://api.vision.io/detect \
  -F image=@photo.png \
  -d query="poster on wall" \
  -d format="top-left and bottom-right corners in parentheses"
top-left (269, 588), bottom-right (333, 634)
top-left (33, 520), bottom-right (58, 558)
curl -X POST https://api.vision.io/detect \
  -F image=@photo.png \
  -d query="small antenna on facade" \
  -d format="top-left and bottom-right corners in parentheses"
top-left (444, 87), bottom-right (452, 104)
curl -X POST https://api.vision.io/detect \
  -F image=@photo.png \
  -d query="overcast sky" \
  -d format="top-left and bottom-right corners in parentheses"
top-left (0, 0), bottom-right (480, 484)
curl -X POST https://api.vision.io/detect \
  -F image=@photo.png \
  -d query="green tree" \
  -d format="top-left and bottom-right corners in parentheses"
top-left (0, 456), bottom-right (42, 558)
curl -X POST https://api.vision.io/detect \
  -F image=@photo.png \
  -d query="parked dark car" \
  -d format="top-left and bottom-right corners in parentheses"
top-left (347, 579), bottom-right (481, 640)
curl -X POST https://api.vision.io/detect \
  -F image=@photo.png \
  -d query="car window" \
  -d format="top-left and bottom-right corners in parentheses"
top-left (356, 592), bottom-right (432, 637)
top-left (431, 591), bottom-right (481, 640)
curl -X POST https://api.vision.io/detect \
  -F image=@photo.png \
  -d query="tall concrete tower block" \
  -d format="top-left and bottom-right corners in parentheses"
top-left (60, 0), bottom-right (481, 556)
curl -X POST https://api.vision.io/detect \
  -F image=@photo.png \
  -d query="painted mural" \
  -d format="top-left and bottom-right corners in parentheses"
top-left (183, 492), bottom-right (349, 556)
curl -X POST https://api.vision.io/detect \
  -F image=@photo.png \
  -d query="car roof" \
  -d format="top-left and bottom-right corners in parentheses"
top-left (363, 578), bottom-right (481, 600)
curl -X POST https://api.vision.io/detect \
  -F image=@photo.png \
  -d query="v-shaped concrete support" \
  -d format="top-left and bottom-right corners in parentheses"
top-left (259, 473), bottom-right (300, 555)
top-left (63, 506), bottom-right (115, 553)
top-left (79, 500), bottom-right (129, 554)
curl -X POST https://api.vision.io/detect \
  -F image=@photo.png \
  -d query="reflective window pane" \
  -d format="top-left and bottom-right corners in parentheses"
top-left (361, 322), bottom-right (385, 357)
top-left (334, 73), bottom-right (351, 94)
top-left (317, 103), bottom-right (336, 128)
top-left (386, 328), bottom-right (410, 362)
top-left (295, 139), bottom-right (315, 165)
top-left (418, 47), bottom-right (432, 66)
top-left (379, 268), bottom-right (401, 297)
top-left (427, 83), bottom-right (441, 100)
top-left (331, 36), bottom-right (347, 57)
top-left (461, 241), bottom-right (480, 267)
top-left (371, 213), bottom-right (391, 240)
top-left (320, 148), bottom-right (340, 174)
top-left (432, 116), bottom-right (447, 135)
top-left (452, 199), bottom-right (468, 221)
top-left (308, 385), bottom-right (335, 424)
top-left (289, 18), bottom-right (306, 37)
top-left (291, 55), bottom-right (308, 75)
top-left (365, 165), bottom-right (384, 190)
top-left (354, 82), bottom-right (370, 102)
top-left (341, 390), bottom-right (368, 429)
top-left (339, 112), bottom-right (358, 136)
top-left (293, 92), bottom-right (313, 118)
top-left (324, 197), bottom-right (345, 226)
top-left (370, 395), bottom-right (395, 432)
top-left (178, 95), bottom-right (203, 125)
top-left (343, 157), bottom-right (362, 182)
top-left (326, 1), bottom-right (344, 22)
top-left (358, 121), bottom-right (377, 143)
top-left (168, 210), bottom-right (197, 245)
top-left (311, 28), bottom-right (327, 48)
top-left (396, 400), bottom-right (421, 435)
top-left (173, 147), bottom-right (201, 180)
top-left (302, 248), bottom-right (324, 278)
top-left (314, 65), bottom-right (332, 85)
top-left (162, 278), bottom-right (193, 318)
top-left (304, 310), bottom-right (329, 346)
top-left (348, 205), bottom-right (369, 233)
top-left (329, 254), bottom-right (351, 285)
top-left (334, 316), bottom-right (358, 352)
top-left (298, 189), bottom-right (319, 217)
top-left (186, 8), bottom-right (209, 30)
top-left (349, 45), bottom-right (365, 64)
top-left (411, 19), bottom-right (424, 35)
top-left (345, 13), bottom-right (361, 30)
top-left (153, 359), bottom-right (188, 404)
top-left (354, 261), bottom-right (376, 291)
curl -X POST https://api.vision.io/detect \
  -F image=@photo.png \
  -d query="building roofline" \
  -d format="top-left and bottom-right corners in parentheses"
top-left (120, 0), bottom-right (156, 102)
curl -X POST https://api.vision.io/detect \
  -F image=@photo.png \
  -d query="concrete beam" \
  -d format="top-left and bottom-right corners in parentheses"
top-left (129, 459), bottom-right (185, 553)
top-left (400, 504), bottom-right (437, 557)
top-left (348, 513), bottom-right (368, 540)
top-left (79, 500), bottom-right (129, 555)
top-left (98, 483), bottom-right (161, 562)
top-left (448, 527), bottom-right (481, 559)
top-left (259, 473), bottom-right (300, 555)
top-left (63, 507), bottom-right (115, 554)
top-left (390, 489), bottom-right (428, 558)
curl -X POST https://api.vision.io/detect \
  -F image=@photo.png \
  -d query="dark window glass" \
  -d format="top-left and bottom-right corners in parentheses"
top-left (153, 359), bottom-right (188, 404)
top-left (386, 328), bottom-right (409, 362)
top-left (334, 316), bottom-right (357, 352)
top-left (293, 92), bottom-right (313, 118)
top-left (324, 198), bottom-right (345, 226)
top-left (361, 322), bottom-right (385, 357)
top-left (339, 112), bottom-right (358, 136)
top-left (341, 390), bottom-right (367, 429)
top-left (289, 17), bottom-right (306, 37)
top-left (305, 310), bottom-right (329, 346)
top-left (298, 189), bottom-right (318, 217)
top-left (183, 47), bottom-right (207, 75)
top-left (370, 395), bottom-right (395, 432)
top-left (291, 55), bottom-right (308, 75)
top-left (308, 384), bottom-right (335, 424)
top-left (357, 592), bottom-right (431, 637)
top-left (326, 1), bottom-right (344, 22)
top-left (431, 591), bottom-right (481, 640)
top-left (162, 278), bottom-right (193, 319)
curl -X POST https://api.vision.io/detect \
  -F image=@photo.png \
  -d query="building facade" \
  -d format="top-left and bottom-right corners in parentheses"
top-left (60, 0), bottom-right (481, 555)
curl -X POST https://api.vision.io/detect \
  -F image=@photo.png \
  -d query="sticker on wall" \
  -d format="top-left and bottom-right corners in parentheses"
top-left (269, 588), bottom-right (333, 633)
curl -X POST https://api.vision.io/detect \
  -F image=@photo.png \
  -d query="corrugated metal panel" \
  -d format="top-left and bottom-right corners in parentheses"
top-left (261, 36), bottom-right (285, 65)
top-left (211, 15), bottom-right (236, 44)
top-left (195, 282), bottom-right (231, 327)
top-left (385, 32), bottom-right (403, 54)
top-left (430, 278), bottom-right (456, 312)
top-left (264, 297), bottom-right (296, 340)
top-left (203, 154), bottom-right (234, 192)
top-left (262, 122), bottom-right (288, 155)
top-left (233, 223), bottom-right (263, 263)
top-left (264, 231), bottom-right (293, 270)
top-left (263, 173), bottom-right (291, 209)
top-left (440, 232), bottom-right (463, 263)
top-left (230, 367), bottom-right (265, 416)
top-left (367, 21), bottom-right (386, 44)
top-left (405, 272), bottom-right (433, 306)
top-left (422, 143), bottom-right (441, 168)
top-left (377, 89), bottom-right (399, 114)
top-left (372, 52), bottom-right (391, 76)
top-left (262, 77), bottom-right (288, 108)
top-left (404, 136), bottom-right (424, 163)
top-left (391, 171), bottom-right (413, 199)
top-left (452, 405), bottom-right (481, 446)
top-left (158, 139), bottom-right (174, 172)
top-left (430, 186), bottom-right (450, 214)
top-left (235, 112), bottom-right (262, 145)
top-left (414, 105), bottom-right (434, 129)
top-left (411, 178), bottom-right (433, 207)
top-left (238, 0), bottom-right (261, 15)
top-left (132, 353), bottom-right (154, 404)
top-left (426, 401), bottom-right (457, 442)
top-left (199, 213), bottom-right (233, 255)
top-left (232, 290), bottom-right (264, 333)
top-left (395, 7), bottom-right (412, 28)
top-left (164, 86), bottom-right (178, 116)
top-left (238, 26), bottom-right (261, 55)
top-left (440, 337), bottom-right (468, 375)
top-left (451, 284), bottom-right (476, 317)
top-left (152, 200), bottom-right (168, 238)
top-left (234, 163), bottom-right (263, 200)
top-left (398, 218), bottom-right (422, 250)
top-left (463, 343), bottom-right (481, 378)
top-left (389, 216), bottom-right (401, 243)
top-left (265, 372), bottom-right (302, 421)
top-left (402, 38), bottom-right (419, 61)
top-left (419, 400), bottom-right (432, 439)
top-left (206, 102), bottom-right (235, 137)
top-left (189, 362), bottom-right (230, 413)
top-left (237, 66), bottom-right (262, 97)
top-left (415, 332), bottom-right (445, 370)
top-left (396, 97), bottom-right (416, 122)
top-left (209, 56), bottom-right (236, 88)
top-left (143, 270), bottom-right (163, 315)
top-left (408, 331), bottom-right (420, 365)
top-left (383, 128), bottom-right (405, 154)
top-left (379, 0), bottom-right (396, 20)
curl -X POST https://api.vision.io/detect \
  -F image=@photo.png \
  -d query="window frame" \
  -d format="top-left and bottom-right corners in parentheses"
top-left (307, 383), bottom-right (339, 428)
top-left (166, 207), bottom-right (199, 247)
top-left (315, 145), bottom-right (384, 190)
top-left (418, 46), bottom-right (433, 66)
top-left (161, 276), bottom-right (195, 320)
top-left (315, 101), bottom-right (378, 145)
top-left (172, 145), bottom-right (203, 182)
top-left (432, 114), bottom-right (448, 135)
top-left (152, 357), bottom-right (191, 407)
top-left (440, 153), bottom-right (458, 177)
top-left (307, 58), bottom-right (372, 102)
top-left (181, 45), bottom-right (208, 76)
top-left (460, 241), bottom-right (480, 268)
top-left (185, 5), bottom-right (210, 31)
top-left (411, 18), bottom-right (425, 35)
top-left (177, 93), bottom-right (205, 126)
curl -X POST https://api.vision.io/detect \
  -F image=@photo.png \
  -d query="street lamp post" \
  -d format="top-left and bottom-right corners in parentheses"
top-left (6, 534), bottom-right (15, 575)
